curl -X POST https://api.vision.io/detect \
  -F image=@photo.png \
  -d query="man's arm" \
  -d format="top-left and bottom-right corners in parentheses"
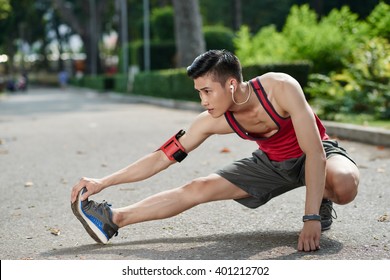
top-left (71, 111), bottom-right (232, 203)
top-left (265, 73), bottom-right (326, 251)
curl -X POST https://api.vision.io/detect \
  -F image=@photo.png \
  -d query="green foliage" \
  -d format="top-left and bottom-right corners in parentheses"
top-left (70, 74), bottom-right (127, 93)
top-left (0, 0), bottom-right (11, 20)
top-left (82, 75), bottom-right (105, 91)
top-left (150, 6), bottom-right (174, 41)
top-left (282, 4), bottom-right (365, 73)
top-left (130, 62), bottom-right (312, 102)
top-left (123, 40), bottom-right (176, 71)
top-left (307, 37), bottom-right (390, 120)
top-left (132, 68), bottom-right (197, 101)
top-left (113, 74), bottom-right (128, 93)
top-left (242, 61), bottom-right (313, 90)
top-left (235, 25), bottom-right (290, 65)
top-left (366, 1), bottom-right (390, 40)
top-left (203, 25), bottom-right (235, 53)
top-left (235, 4), bottom-right (367, 73)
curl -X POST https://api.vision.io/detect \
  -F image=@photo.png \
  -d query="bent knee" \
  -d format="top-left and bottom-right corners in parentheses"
top-left (329, 170), bottom-right (359, 205)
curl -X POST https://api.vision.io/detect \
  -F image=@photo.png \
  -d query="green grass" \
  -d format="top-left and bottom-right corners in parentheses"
top-left (327, 113), bottom-right (390, 129)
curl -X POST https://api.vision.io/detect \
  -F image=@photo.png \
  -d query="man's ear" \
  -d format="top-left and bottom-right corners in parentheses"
top-left (227, 78), bottom-right (237, 90)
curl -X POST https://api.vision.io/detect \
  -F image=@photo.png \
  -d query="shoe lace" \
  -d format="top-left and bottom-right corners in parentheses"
top-left (320, 201), bottom-right (338, 220)
top-left (92, 201), bottom-right (118, 236)
top-left (92, 200), bottom-right (111, 214)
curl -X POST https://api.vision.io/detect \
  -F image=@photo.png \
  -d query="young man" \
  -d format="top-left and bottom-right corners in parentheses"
top-left (71, 50), bottom-right (359, 252)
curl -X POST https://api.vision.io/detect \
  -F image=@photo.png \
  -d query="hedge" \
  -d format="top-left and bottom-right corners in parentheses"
top-left (132, 68), bottom-right (198, 101)
top-left (121, 41), bottom-right (176, 71)
top-left (71, 62), bottom-right (312, 102)
top-left (131, 62), bottom-right (312, 101)
top-left (242, 61), bottom-right (313, 88)
top-left (119, 27), bottom-right (235, 71)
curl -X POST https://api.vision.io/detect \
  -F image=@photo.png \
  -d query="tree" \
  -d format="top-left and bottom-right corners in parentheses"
top-left (52, 0), bottom-right (111, 74)
top-left (0, 0), bottom-right (47, 74)
top-left (172, 0), bottom-right (205, 67)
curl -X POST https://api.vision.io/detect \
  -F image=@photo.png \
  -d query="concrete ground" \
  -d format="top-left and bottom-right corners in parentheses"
top-left (0, 87), bottom-right (389, 260)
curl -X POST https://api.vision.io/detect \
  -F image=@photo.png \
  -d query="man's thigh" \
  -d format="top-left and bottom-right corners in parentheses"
top-left (190, 173), bottom-right (251, 203)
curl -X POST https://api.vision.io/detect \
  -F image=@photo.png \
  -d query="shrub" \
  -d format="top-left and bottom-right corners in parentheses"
top-left (131, 62), bottom-right (312, 101)
top-left (151, 6), bottom-right (174, 41)
top-left (242, 61), bottom-right (313, 89)
top-left (203, 25), bottom-right (235, 53)
top-left (307, 37), bottom-right (390, 120)
top-left (366, 2), bottom-right (390, 40)
top-left (132, 68), bottom-right (198, 101)
top-left (113, 74), bottom-right (128, 93)
top-left (235, 25), bottom-right (290, 65)
top-left (121, 40), bottom-right (176, 71)
top-left (83, 75), bottom-right (105, 91)
top-left (235, 5), bottom-right (366, 74)
top-left (282, 5), bottom-right (365, 73)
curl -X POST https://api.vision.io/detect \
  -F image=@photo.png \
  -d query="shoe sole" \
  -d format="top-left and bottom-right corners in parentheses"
top-left (321, 221), bottom-right (332, 232)
top-left (71, 189), bottom-right (108, 244)
top-left (321, 225), bottom-right (331, 231)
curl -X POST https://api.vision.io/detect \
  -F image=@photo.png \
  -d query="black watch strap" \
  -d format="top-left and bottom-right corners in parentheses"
top-left (302, 214), bottom-right (321, 222)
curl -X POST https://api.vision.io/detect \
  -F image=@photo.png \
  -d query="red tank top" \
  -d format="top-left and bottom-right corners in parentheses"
top-left (224, 77), bottom-right (328, 162)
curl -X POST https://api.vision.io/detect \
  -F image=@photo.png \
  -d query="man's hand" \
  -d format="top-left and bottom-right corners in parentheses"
top-left (71, 177), bottom-right (105, 203)
top-left (297, 221), bottom-right (321, 252)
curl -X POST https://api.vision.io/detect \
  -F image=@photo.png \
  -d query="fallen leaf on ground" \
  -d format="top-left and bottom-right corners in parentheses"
top-left (49, 228), bottom-right (61, 236)
top-left (377, 214), bottom-right (389, 222)
top-left (220, 147), bottom-right (231, 153)
top-left (24, 182), bottom-right (34, 187)
top-left (60, 178), bottom-right (68, 184)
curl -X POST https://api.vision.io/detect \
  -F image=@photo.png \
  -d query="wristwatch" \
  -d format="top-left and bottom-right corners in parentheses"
top-left (302, 214), bottom-right (321, 222)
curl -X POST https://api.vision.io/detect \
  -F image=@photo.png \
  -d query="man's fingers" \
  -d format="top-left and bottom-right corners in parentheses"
top-left (298, 236), bottom-right (321, 252)
top-left (70, 178), bottom-right (87, 203)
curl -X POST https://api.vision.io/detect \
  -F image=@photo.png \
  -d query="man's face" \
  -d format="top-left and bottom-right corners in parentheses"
top-left (193, 75), bottom-right (231, 118)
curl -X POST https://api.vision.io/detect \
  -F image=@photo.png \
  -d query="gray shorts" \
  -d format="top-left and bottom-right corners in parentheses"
top-left (215, 140), bottom-right (356, 209)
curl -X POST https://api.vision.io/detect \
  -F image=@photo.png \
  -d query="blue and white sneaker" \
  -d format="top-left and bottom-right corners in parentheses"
top-left (71, 187), bottom-right (118, 244)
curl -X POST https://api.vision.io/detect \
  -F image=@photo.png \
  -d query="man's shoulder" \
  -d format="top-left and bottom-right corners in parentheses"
top-left (254, 73), bottom-right (301, 93)
top-left (255, 72), bottom-right (296, 83)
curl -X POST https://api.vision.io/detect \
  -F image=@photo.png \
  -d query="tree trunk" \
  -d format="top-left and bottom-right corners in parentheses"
top-left (232, 0), bottom-right (242, 31)
top-left (53, 0), bottom-right (107, 74)
top-left (172, 0), bottom-right (205, 67)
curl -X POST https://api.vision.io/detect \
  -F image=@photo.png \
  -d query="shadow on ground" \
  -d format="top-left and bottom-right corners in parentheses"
top-left (41, 230), bottom-right (342, 260)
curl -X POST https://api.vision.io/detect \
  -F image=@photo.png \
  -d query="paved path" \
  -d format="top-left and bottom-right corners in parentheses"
top-left (0, 87), bottom-right (389, 260)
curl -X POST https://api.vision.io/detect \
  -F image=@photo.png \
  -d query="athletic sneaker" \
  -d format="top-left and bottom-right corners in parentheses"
top-left (320, 198), bottom-right (337, 231)
top-left (71, 187), bottom-right (118, 244)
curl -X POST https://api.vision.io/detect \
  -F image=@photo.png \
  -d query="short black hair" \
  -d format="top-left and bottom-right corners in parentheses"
top-left (186, 50), bottom-right (243, 85)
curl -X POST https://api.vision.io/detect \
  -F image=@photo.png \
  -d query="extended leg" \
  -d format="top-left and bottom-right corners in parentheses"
top-left (112, 174), bottom-right (250, 228)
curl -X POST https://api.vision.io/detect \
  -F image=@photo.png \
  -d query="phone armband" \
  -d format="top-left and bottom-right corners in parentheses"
top-left (158, 130), bottom-right (188, 162)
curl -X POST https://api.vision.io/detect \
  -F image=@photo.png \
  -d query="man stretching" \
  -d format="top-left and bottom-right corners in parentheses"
top-left (71, 50), bottom-right (359, 252)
